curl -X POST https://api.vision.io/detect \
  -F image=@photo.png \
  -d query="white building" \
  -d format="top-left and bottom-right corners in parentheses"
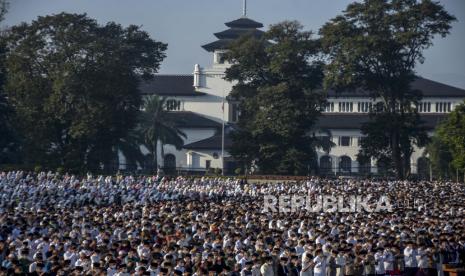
top-left (138, 14), bottom-right (465, 176)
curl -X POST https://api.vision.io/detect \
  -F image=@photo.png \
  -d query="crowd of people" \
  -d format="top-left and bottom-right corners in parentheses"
top-left (0, 170), bottom-right (464, 276)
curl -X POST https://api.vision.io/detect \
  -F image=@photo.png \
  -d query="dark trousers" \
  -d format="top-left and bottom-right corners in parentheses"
top-left (409, 268), bottom-right (438, 276)
top-left (404, 267), bottom-right (418, 276)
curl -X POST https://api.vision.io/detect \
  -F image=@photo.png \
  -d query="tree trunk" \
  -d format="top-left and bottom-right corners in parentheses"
top-left (161, 143), bottom-right (165, 168)
top-left (403, 154), bottom-right (411, 179)
top-left (152, 140), bottom-right (158, 173)
top-left (391, 131), bottom-right (404, 180)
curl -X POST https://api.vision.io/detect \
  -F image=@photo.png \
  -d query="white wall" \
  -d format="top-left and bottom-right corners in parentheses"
top-left (326, 97), bottom-right (464, 113)
top-left (186, 149), bottom-right (231, 170)
top-left (162, 128), bottom-right (217, 168)
top-left (315, 129), bottom-right (438, 174)
top-left (165, 49), bottom-right (465, 173)
top-left (316, 129), bottom-right (363, 173)
top-left (183, 94), bottom-right (225, 123)
top-left (192, 63), bottom-right (235, 122)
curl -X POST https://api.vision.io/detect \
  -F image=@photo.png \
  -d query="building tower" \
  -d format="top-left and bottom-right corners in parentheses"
top-left (201, 17), bottom-right (264, 68)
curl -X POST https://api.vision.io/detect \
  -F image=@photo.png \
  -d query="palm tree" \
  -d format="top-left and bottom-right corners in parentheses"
top-left (109, 129), bottom-right (146, 173)
top-left (139, 95), bottom-right (186, 171)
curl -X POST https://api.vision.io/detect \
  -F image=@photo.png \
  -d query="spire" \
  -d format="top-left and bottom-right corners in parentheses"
top-left (242, 0), bottom-right (247, 17)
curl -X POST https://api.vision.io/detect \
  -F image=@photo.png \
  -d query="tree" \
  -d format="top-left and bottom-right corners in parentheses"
top-left (425, 135), bottom-right (453, 179)
top-left (139, 95), bottom-right (186, 171)
top-left (4, 13), bottom-right (167, 172)
top-left (0, 0), bottom-right (18, 165)
top-left (225, 21), bottom-right (328, 175)
top-left (320, 0), bottom-right (456, 179)
top-left (0, 92), bottom-right (18, 164)
top-left (429, 101), bottom-right (465, 180)
top-left (0, 0), bottom-right (7, 22)
top-left (112, 129), bottom-right (146, 173)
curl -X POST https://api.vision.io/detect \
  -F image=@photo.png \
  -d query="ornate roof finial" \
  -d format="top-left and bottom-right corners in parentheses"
top-left (242, 0), bottom-right (247, 17)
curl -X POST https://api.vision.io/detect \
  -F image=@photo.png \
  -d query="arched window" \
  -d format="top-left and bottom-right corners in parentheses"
top-left (319, 156), bottom-right (332, 174)
top-left (339, 156), bottom-right (352, 173)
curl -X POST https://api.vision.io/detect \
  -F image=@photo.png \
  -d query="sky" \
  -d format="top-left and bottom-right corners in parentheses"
top-left (4, 0), bottom-right (465, 89)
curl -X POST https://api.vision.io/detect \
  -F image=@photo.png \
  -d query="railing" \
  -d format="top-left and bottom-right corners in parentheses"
top-left (17, 162), bottom-right (439, 180)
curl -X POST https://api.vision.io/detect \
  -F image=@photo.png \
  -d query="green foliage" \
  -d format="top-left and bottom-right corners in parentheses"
top-left (0, 0), bottom-right (7, 22)
top-left (425, 135), bottom-right (453, 179)
top-left (213, 168), bottom-right (222, 175)
top-left (320, 0), bottom-right (455, 179)
top-left (4, 13), bottom-right (167, 172)
top-left (34, 165), bottom-right (42, 174)
top-left (429, 102), bottom-right (465, 178)
top-left (56, 167), bottom-right (65, 175)
top-left (139, 95), bottom-right (186, 171)
top-left (0, 0), bottom-right (20, 164)
top-left (0, 91), bottom-right (18, 164)
top-left (225, 21), bottom-right (327, 175)
top-left (357, 111), bottom-right (429, 173)
top-left (114, 129), bottom-right (146, 172)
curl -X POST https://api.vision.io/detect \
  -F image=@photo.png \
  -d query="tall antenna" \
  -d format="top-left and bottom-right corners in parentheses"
top-left (242, 0), bottom-right (247, 17)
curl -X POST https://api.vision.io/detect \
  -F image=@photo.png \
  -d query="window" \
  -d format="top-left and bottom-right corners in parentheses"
top-left (215, 52), bottom-right (226, 64)
top-left (219, 53), bottom-right (226, 64)
top-left (357, 102), bottom-right (373, 113)
top-left (338, 102), bottom-right (353, 112)
top-left (357, 137), bottom-right (362, 146)
top-left (166, 99), bottom-right (181, 111)
top-left (325, 102), bottom-right (334, 112)
top-left (435, 102), bottom-right (452, 113)
top-left (418, 102), bottom-right (431, 113)
top-left (338, 136), bottom-right (351, 146)
top-left (206, 160), bottom-right (211, 169)
top-left (321, 136), bottom-right (331, 145)
top-left (339, 156), bottom-right (352, 173)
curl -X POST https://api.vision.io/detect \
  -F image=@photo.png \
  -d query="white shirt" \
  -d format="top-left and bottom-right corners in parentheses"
top-left (404, 247), bottom-right (418, 268)
top-left (383, 251), bottom-right (394, 271)
top-left (315, 236), bottom-right (325, 245)
top-left (260, 263), bottom-right (274, 276)
top-left (313, 255), bottom-right (327, 276)
top-left (64, 251), bottom-right (78, 267)
top-left (295, 246), bottom-right (305, 256)
top-left (374, 252), bottom-right (385, 274)
top-left (416, 249), bottom-right (428, 268)
top-left (107, 267), bottom-right (118, 276)
top-left (74, 258), bottom-right (90, 270)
